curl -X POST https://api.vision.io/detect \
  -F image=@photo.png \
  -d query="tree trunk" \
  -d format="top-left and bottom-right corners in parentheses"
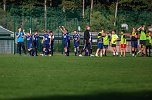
top-left (3, 0), bottom-right (6, 11)
top-left (44, 0), bottom-right (47, 30)
top-left (82, 0), bottom-right (85, 18)
top-left (50, 0), bottom-right (52, 7)
top-left (90, 0), bottom-right (93, 17)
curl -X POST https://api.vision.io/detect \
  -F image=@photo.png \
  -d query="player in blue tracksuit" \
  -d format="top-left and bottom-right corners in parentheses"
top-left (26, 32), bottom-right (33, 56)
top-left (73, 30), bottom-right (80, 56)
top-left (42, 31), bottom-right (51, 56)
top-left (59, 26), bottom-right (69, 56)
top-left (32, 32), bottom-right (39, 56)
top-left (67, 32), bottom-right (70, 56)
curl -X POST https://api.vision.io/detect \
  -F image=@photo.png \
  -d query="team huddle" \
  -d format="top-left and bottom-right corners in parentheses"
top-left (16, 25), bottom-right (152, 57)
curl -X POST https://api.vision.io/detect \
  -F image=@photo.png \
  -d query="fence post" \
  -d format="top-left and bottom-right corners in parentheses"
top-left (30, 16), bottom-right (32, 34)
top-left (13, 16), bottom-right (16, 55)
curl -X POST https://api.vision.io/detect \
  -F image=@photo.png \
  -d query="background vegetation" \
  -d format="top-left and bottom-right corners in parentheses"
top-left (0, 0), bottom-right (152, 32)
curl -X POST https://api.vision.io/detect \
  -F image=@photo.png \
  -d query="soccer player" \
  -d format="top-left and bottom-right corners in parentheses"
top-left (119, 31), bottom-right (127, 57)
top-left (16, 27), bottom-right (26, 55)
top-left (42, 30), bottom-right (51, 56)
top-left (49, 30), bottom-right (54, 56)
top-left (67, 31), bottom-right (70, 56)
top-left (111, 30), bottom-right (119, 56)
top-left (79, 26), bottom-right (93, 57)
top-left (137, 25), bottom-right (147, 56)
top-left (103, 32), bottom-right (111, 56)
top-left (32, 31), bottom-right (39, 56)
top-left (146, 31), bottom-right (151, 57)
top-left (130, 28), bottom-right (138, 57)
top-left (95, 30), bottom-right (104, 57)
top-left (26, 32), bottom-right (33, 56)
top-left (73, 30), bottom-right (80, 56)
top-left (59, 26), bottom-right (69, 56)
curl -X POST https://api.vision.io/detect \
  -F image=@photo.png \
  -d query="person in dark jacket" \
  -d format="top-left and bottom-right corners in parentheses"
top-left (79, 26), bottom-right (94, 56)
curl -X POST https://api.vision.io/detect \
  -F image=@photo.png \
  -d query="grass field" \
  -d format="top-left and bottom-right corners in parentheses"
top-left (0, 54), bottom-right (152, 100)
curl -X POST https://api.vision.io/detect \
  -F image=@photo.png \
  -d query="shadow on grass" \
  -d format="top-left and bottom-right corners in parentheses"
top-left (10, 91), bottom-right (152, 100)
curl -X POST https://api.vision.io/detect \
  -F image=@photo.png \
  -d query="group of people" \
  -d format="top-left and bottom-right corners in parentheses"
top-left (80, 25), bottom-right (151, 57)
top-left (16, 28), bottom-right (54, 56)
top-left (16, 25), bottom-right (152, 57)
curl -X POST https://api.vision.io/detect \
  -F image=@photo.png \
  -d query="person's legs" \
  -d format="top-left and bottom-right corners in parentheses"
top-left (18, 42), bottom-right (21, 55)
top-left (51, 43), bottom-right (54, 56)
top-left (90, 42), bottom-right (93, 55)
top-left (146, 46), bottom-right (148, 56)
top-left (95, 49), bottom-right (100, 56)
top-left (120, 44), bottom-right (123, 56)
top-left (149, 46), bottom-right (151, 56)
top-left (77, 47), bottom-right (80, 55)
top-left (21, 42), bottom-right (26, 54)
top-left (74, 48), bottom-right (77, 56)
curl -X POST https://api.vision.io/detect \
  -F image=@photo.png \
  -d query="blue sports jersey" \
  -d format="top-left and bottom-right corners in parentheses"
top-left (26, 35), bottom-right (32, 49)
top-left (73, 33), bottom-right (80, 43)
top-left (43, 33), bottom-right (50, 44)
top-left (63, 33), bottom-right (68, 43)
top-left (32, 34), bottom-right (39, 42)
top-left (16, 32), bottom-right (24, 42)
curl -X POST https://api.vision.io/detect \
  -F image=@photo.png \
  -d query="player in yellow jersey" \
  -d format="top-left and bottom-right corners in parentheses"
top-left (103, 32), bottom-right (111, 56)
top-left (111, 30), bottom-right (119, 56)
top-left (137, 25), bottom-right (147, 56)
top-left (119, 31), bottom-right (127, 57)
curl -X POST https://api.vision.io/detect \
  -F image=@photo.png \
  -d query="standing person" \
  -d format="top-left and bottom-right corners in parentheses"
top-left (67, 31), bottom-right (70, 56)
top-left (137, 25), bottom-right (147, 56)
top-left (16, 27), bottom-right (26, 55)
top-left (95, 30), bottom-right (104, 57)
top-left (111, 30), bottom-right (119, 56)
top-left (103, 32), bottom-right (111, 56)
top-left (73, 30), bottom-right (80, 56)
top-left (146, 31), bottom-right (151, 57)
top-left (49, 30), bottom-right (54, 56)
top-left (59, 26), bottom-right (69, 56)
top-left (119, 31), bottom-right (127, 57)
top-left (42, 30), bottom-right (51, 56)
top-left (26, 32), bottom-right (33, 56)
top-left (32, 31), bottom-right (39, 56)
top-left (79, 26), bottom-right (92, 57)
top-left (130, 28), bottom-right (138, 57)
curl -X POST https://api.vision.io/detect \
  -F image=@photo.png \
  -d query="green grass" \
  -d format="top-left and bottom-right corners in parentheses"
top-left (0, 54), bottom-right (152, 100)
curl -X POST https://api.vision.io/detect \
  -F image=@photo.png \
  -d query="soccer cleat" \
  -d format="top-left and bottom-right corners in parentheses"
top-left (48, 54), bottom-right (52, 56)
top-left (95, 54), bottom-right (98, 57)
top-left (100, 53), bottom-right (102, 57)
top-left (116, 52), bottom-right (119, 56)
top-left (79, 54), bottom-right (82, 57)
top-left (90, 54), bottom-right (94, 57)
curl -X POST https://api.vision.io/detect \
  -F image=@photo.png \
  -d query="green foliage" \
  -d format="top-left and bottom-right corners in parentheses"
top-left (90, 10), bottom-right (115, 31)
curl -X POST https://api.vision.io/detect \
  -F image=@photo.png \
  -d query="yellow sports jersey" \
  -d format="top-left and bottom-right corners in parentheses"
top-left (132, 32), bottom-right (136, 36)
top-left (111, 34), bottom-right (118, 44)
top-left (120, 35), bottom-right (126, 44)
